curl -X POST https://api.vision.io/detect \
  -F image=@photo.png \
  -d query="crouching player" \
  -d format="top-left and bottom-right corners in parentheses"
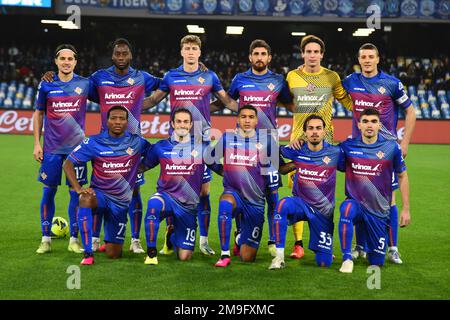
top-left (141, 108), bottom-right (222, 265)
top-left (338, 108), bottom-right (411, 273)
top-left (269, 115), bottom-right (342, 269)
top-left (212, 105), bottom-right (293, 267)
top-left (63, 105), bottom-right (151, 265)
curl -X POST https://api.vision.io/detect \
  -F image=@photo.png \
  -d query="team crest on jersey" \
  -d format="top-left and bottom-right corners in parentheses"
top-left (197, 77), bottom-right (205, 84)
top-left (378, 86), bottom-right (386, 94)
top-left (191, 150), bottom-right (199, 157)
top-left (74, 87), bottom-right (83, 95)
top-left (255, 142), bottom-right (263, 150)
top-left (376, 151), bottom-right (385, 159)
top-left (41, 172), bottom-right (47, 180)
top-left (322, 156), bottom-right (331, 164)
top-left (306, 83), bottom-right (316, 93)
top-left (127, 78), bottom-right (135, 85)
top-left (267, 83), bottom-right (275, 91)
top-left (126, 147), bottom-right (134, 155)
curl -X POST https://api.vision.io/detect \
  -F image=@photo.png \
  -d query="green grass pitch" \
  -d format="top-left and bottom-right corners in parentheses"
top-left (0, 134), bottom-right (449, 300)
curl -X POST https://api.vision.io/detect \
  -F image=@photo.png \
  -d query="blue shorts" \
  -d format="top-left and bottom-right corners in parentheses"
top-left (94, 189), bottom-right (128, 245)
top-left (38, 153), bottom-right (87, 187)
top-left (203, 165), bottom-right (212, 184)
top-left (392, 172), bottom-right (399, 191)
top-left (283, 197), bottom-right (334, 254)
top-left (224, 190), bottom-right (265, 249)
top-left (343, 200), bottom-right (389, 259)
top-left (154, 192), bottom-right (198, 251)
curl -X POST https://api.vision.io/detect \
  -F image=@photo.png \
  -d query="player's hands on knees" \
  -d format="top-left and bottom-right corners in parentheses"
top-left (288, 138), bottom-right (304, 150)
top-left (78, 188), bottom-right (96, 196)
top-left (41, 71), bottom-right (55, 82)
top-left (399, 209), bottom-right (411, 227)
top-left (33, 145), bottom-right (43, 162)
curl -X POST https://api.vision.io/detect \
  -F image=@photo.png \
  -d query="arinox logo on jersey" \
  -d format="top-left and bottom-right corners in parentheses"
top-left (351, 162), bottom-right (382, 175)
top-left (173, 89), bottom-right (204, 96)
top-left (354, 100), bottom-right (383, 108)
top-left (243, 95), bottom-right (272, 103)
top-left (298, 167), bottom-right (329, 178)
top-left (104, 92), bottom-right (134, 99)
top-left (52, 99), bottom-right (80, 108)
top-left (165, 163), bottom-right (196, 173)
top-left (297, 94), bottom-right (326, 102)
top-left (230, 153), bottom-right (257, 162)
top-left (102, 159), bottom-right (132, 169)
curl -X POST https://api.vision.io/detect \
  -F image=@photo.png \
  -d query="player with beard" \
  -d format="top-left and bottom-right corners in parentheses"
top-left (43, 38), bottom-right (161, 254)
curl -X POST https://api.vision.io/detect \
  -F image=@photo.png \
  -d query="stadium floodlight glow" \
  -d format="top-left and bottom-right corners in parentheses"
top-left (337, 28), bottom-right (343, 32)
top-left (186, 25), bottom-right (205, 34)
top-left (226, 26), bottom-right (244, 35)
top-left (291, 32), bottom-right (306, 36)
top-left (352, 28), bottom-right (375, 37)
top-left (384, 25), bottom-right (392, 32)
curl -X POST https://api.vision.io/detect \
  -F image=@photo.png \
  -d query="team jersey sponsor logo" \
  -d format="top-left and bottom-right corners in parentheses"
top-left (243, 95), bottom-right (272, 103)
top-left (51, 99), bottom-right (80, 111)
top-left (230, 153), bottom-right (257, 162)
top-left (104, 92), bottom-right (134, 99)
top-left (165, 163), bottom-right (197, 175)
top-left (100, 151), bottom-right (114, 155)
top-left (174, 80), bottom-right (187, 83)
top-left (83, 138), bottom-right (90, 144)
top-left (163, 151), bottom-right (177, 155)
top-left (102, 159), bottom-right (132, 169)
top-left (378, 86), bottom-right (386, 94)
top-left (351, 162), bottom-right (382, 176)
top-left (242, 84), bottom-right (255, 88)
top-left (126, 147), bottom-right (134, 155)
top-left (49, 90), bottom-right (64, 94)
top-left (306, 83), bottom-right (316, 93)
top-left (297, 155), bottom-right (311, 160)
top-left (74, 87), bottom-right (83, 95)
top-left (297, 94), bottom-right (326, 102)
top-left (101, 81), bottom-right (114, 85)
top-left (229, 143), bottom-right (243, 146)
top-left (354, 100), bottom-right (383, 108)
top-left (267, 83), bottom-right (275, 91)
top-left (298, 167), bottom-right (329, 181)
top-left (376, 151), bottom-right (385, 159)
top-left (173, 88), bottom-right (204, 96)
top-left (352, 87), bottom-right (366, 91)
top-left (127, 78), bottom-right (135, 85)
top-left (40, 172), bottom-right (47, 180)
top-left (323, 156), bottom-right (331, 164)
top-left (349, 151), bottom-right (363, 155)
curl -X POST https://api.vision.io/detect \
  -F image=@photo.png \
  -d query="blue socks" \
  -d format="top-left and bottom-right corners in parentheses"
top-left (388, 205), bottom-right (399, 247)
top-left (266, 191), bottom-right (279, 243)
top-left (78, 207), bottom-right (93, 254)
top-left (218, 200), bottom-right (233, 252)
top-left (144, 197), bottom-right (164, 248)
top-left (68, 190), bottom-right (79, 238)
top-left (198, 195), bottom-right (211, 237)
top-left (339, 200), bottom-right (356, 261)
top-left (40, 187), bottom-right (57, 237)
top-left (129, 192), bottom-right (143, 239)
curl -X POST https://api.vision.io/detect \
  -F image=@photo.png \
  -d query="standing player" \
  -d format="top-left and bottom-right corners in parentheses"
top-left (141, 109), bottom-right (222, 265)
top-left (226, 39), bottom-right (293, 256)
top-left (338, 108), bottom-right (411, 273)
top-left (342, 43), bottom-right (416, 264)
top-left (269, 115), bottom-right (342, 270)
top-left (285, 35), bottom-right (353, 259)
top-left (212, 105), bottom-right (294, 267)
top-left (34, 44), bottom-right (90, 254)
top-left (43, 38), bottom-right (160, 254)
top-left (63, 106), bottom-right (151, 265)
top-left (142, 35), bottom-right (238, 256)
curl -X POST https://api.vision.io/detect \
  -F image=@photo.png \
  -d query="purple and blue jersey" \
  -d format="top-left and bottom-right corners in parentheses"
top-left (159, 65), bottom-right (223, 141)
top-left (281, 142), bottom-right (342, 219)
top-left (143, 138), bottom-right (209, 210)
top-left (35, 74), bottom-right (90, 154)
top-left (214, 130), bottom-right (279, 209)
top-left (228, 69), bottom-right (292, 131)
top-left (90, 66), bottom-right (160, 135)
top-left (342, 71), bottom-right (412, 140)
top-left (339, 135), bottom-right (407, 218)
top-left (68, 131), bottom-right (151, 208)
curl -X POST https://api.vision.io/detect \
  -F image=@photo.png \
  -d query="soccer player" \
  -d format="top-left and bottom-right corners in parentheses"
top-left (43, 38), bottom-right (160, 254)
top-left (269, 114), bottom-right (343, 270)
top-left (226, 39), bottom-right (293, 257)
top-left (34, 44), bottom-right (90, 254)
top-left (338, 108), bottom-right (411, 273)
top-left (142, 35), bottom-right (238, 256)
top-left (63, 106), bottom-right (151, 265)
top-left (212, 105), bottom-right (294, 267)
top-left (342, 43), bottom-right (416, 264)
top-left (141, 108), bottom-right (222, 265)
top-left (285, 35), bottom-right (353, 259)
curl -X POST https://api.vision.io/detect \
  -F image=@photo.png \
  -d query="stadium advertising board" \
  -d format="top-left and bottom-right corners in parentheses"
top-left (1, 109), bottom-right (450, 144)
top-left (57, 0), bottom-right (450, 20)
top-left (0, 0), bottom-right (52, 7)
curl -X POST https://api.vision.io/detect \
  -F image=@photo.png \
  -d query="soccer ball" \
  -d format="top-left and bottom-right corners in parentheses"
top-left (50, 217), bottom-right (69, 239)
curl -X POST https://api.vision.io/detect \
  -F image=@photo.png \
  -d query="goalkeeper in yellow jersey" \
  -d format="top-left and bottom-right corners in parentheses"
top-left (285, 35), bottom-right (353, 259)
